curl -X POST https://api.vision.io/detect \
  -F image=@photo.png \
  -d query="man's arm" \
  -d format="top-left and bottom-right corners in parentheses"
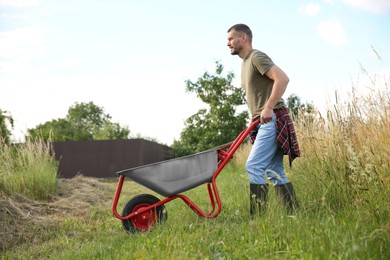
top-left (260, 65), bottom-right (289, 123)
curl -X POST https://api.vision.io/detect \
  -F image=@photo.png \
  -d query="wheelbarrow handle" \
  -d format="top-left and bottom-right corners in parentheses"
top-left (210, 136), bottom-right (251, 151)
top-left (209, 118), bottom-right (260, 151)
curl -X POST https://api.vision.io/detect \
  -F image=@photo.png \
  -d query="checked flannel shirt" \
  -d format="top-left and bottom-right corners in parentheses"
top-left (249, 108), bottom-right (301, 167)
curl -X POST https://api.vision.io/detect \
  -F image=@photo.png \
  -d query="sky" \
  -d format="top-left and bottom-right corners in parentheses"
top-left (1, 0), bottom-right (389, 145)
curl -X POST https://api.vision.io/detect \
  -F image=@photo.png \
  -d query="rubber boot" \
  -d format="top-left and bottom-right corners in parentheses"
top-left (250, 183), bottom-right (269, 215)
top-left (274, 182), bottom-right (299, 213)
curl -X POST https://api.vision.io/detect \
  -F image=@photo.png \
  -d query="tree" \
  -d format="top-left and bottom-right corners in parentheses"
top-left (172, 61), bottom-right (248, 156)
top-left (66, 102), bottom-right (109, 140)
top-left (94, 121), bottom-right (130, 140)
top-left (286, 94), bottom-right (314, 119)
top-left (27, 118), bottom-right (76, 142)
top-left (27, 102), bottom-right (130, 141)
top-left (0, 109), bottom-right (14, 144)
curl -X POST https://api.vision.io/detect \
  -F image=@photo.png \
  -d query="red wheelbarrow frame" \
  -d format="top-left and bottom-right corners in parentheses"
top-left (112, 118), bottom-right (260, 224)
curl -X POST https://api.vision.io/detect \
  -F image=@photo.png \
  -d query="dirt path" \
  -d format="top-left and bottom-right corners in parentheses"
top-left (0, 175), bottom-right (113, 252)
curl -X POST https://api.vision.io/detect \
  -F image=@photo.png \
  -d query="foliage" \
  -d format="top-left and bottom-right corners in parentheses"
top-left (0, 109), bottom-right (14, 144)
top-left (172, 61), bottom-right (248, 156)
top-left (94, 121), bottom-right (131, 140)
top-left (26, 102), bottom-right (130, 142)
top-left (286, 93), bottom-right (314, 119)
top-left (27, 118), bottom-right (75, 142)
top-left (66, 101), bottom-right (109, 139)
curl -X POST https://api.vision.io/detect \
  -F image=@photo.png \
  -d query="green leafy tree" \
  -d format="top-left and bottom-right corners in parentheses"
top-left (66, 102), bottom-right (108, 140)
top-left (0, 109), bottom-right (14, 144)
top-left (27, 119), bottom-right (76, 142)
top-left (286, 94), bottom-right (314, 119)
top-left (27, 102), bottom-right (130, 141)
top-left (172, 61), bottom-right (248, 156)
top-left (94, 121), bottom-right (130, 140)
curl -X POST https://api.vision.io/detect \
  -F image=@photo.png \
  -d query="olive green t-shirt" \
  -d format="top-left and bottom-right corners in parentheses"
top-left (241, 49), bottom-right (285, 117)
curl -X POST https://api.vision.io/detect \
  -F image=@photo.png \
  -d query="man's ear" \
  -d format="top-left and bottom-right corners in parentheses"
top-left (242, 33), bottom-right (248, 42)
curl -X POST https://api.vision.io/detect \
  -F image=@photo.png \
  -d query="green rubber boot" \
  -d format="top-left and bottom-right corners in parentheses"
top-left (275, 182), bottom-right (299, 213)
top-left (250, 183), bottom-right (269, 215)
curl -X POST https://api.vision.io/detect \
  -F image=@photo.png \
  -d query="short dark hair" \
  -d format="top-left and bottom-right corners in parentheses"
top-left (227, 24), bottom-right (252, 41)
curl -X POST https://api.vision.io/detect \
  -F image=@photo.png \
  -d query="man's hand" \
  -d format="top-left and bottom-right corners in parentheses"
top-left (260, 107), bottom-right (274, 124)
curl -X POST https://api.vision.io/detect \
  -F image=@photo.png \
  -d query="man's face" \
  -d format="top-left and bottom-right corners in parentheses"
top-left (227, 30), bottom-right (243, 55)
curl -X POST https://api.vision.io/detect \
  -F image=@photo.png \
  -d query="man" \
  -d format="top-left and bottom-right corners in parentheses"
top-left (227, 24), bottom-right (300, 215)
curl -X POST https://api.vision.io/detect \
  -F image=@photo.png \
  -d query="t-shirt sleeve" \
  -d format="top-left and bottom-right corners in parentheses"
top-left (252, 51), bottom-right (274, 75)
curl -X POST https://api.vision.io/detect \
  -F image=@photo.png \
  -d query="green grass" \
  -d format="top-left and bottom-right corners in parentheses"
top-left (2, 162), bottom-right (389, 259)
top-left (0, 140), bottom-right (57, 200)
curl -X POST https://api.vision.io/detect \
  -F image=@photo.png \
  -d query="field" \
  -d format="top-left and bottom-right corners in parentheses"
top-left (1, 161), bottom-right (388, 259)
top-left (1, 82), bottom-right (389, 259)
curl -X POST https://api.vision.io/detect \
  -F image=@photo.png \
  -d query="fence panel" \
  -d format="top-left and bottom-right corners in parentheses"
top-left (51, 139), bottom-right (173, 178)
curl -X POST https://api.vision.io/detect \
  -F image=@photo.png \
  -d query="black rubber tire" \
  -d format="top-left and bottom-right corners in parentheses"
top-left (121, 194), bottom-right (168, 233)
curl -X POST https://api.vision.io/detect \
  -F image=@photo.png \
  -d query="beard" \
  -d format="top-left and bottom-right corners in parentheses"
top-left (230, 48), bottom-right (239, 55)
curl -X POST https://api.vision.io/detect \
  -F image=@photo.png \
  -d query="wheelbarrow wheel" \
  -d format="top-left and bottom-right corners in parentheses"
top-left (121, 194), bottom-right (167, 233)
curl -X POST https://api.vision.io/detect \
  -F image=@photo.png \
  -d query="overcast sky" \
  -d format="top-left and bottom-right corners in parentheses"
top-left (1, 0), bottom-right (389, 145)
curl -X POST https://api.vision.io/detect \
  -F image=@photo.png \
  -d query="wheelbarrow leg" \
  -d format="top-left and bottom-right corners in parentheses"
top-left (206, 183), bottom-right (216, 215)
top-left (112, 175), bottom-right (125, 219)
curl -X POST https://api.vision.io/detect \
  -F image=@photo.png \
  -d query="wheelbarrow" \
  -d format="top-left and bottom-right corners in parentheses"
top-left (111, 118), bottom-right (260, 233)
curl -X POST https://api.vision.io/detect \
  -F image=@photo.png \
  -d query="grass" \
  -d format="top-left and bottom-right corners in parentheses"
top-left (1, 158), bottom-right (389, 259)
top-left (0, 140), bottom-right (57, 200)
top-left (1, 75), bottom-right (390, 259)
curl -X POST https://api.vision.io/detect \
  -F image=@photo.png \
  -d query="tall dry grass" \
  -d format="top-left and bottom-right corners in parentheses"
top-left (0, 140), bottom-right (58, 200)
top-left (294, 76), bottom-right (389, 211)
top-left (232, 72), bottom-right (390, 217)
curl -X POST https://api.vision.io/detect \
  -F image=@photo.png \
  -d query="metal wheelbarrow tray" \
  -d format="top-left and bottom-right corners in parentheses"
top-left (117, 150), bottom-right (218, 197)
top-left (112, 118), bottom-right (259, 233)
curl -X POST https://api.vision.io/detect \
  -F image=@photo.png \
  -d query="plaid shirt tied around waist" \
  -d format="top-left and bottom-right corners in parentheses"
top-left (249, 108), bottom-right (301, 167)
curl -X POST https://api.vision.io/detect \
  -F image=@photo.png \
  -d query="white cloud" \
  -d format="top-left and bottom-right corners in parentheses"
top-left (317, 20), bottom-right (348, 46)
top-left (0, 27), bottom-right (46, 59)
top-left (299, 3), bottom-right (321, 16)
top-left (0, 27), bottom-right (47, 75)
top-left (0, 0), bottom-right (39, 8)
top-left (0, 60), bottom-right (47, 75)
top-left (0, 12), bottom-right (27, 21)
top-left (56, 58), bottom-right (86, 69)
top-left (342, 0), bottom-right (390, 15)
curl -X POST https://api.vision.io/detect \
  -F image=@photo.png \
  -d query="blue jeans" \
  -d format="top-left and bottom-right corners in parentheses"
top-left (246, 114), bottom-right (289, 186)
